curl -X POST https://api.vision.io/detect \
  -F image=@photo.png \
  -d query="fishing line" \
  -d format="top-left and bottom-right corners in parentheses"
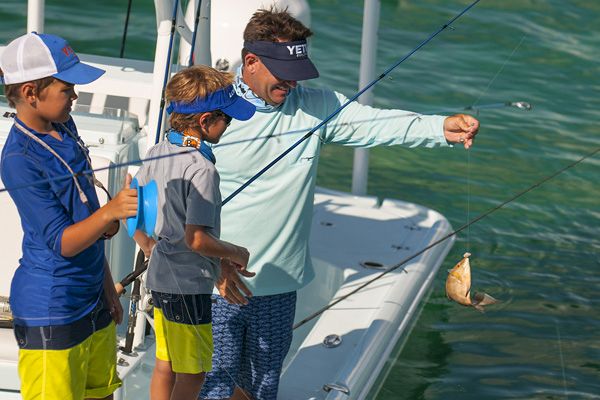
top-left (464, 36), bottom-right (527, 251)
top-left (467, 146), bottom-right (471, 251)
top-left (221, 0), bottom-right (484, 206)
top-left (153, 0), bottom-right (180, 145)
top-left (555, 320), bottom-right (569, 398)
top-left (471, 35), bottom-right (527, 109)
top-left (0, 146), bottom-right (196, 195)
top-left (0, 100), bottom-right (530, 196)
top-left (0, 0), bottom-right (497, 376)
top-left (293, 145), bottom-right (600, 329)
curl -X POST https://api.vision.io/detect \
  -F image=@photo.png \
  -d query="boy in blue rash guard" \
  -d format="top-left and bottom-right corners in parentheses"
top-left (0, 33), bottom-right (138, 399)
top-left (201, 8), bottom-right (481, 400)
top-left (132, 65), bottom-right (255, 400)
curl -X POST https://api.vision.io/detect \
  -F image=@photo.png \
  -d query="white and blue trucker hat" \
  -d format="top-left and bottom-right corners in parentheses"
top-left (0, 32), bottom-right (104, 85)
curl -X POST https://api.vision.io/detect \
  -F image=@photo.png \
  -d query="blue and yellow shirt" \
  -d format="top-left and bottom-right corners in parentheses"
top-left (0, 117), bottom-right (104, 327)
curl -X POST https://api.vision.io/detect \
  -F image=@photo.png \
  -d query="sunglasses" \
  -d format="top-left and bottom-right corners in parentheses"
top-left (212, 110), bottom-right (232, 127)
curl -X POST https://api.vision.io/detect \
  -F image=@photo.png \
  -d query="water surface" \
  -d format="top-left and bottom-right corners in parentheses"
top-left (1, 0), bottom-right (598, 398)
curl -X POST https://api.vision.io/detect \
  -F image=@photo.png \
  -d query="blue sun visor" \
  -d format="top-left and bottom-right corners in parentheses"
top-left (166, 84), bottom-right (256, 121)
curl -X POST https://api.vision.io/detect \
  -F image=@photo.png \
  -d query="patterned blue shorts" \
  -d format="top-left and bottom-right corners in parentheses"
top-left (200, 291), bottom-right (297, 400)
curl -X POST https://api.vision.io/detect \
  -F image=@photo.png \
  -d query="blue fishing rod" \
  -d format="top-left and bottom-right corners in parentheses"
top-left (188, 0), bottom-right (202, 66)
top-left (293, 144), bottom-right (600, 329)
top-left (222, 0), bottom-right (483, 206)
top-left (154, 0), bottom-right (180, 145)
top-left (119, 0), bottom-right (134, 58)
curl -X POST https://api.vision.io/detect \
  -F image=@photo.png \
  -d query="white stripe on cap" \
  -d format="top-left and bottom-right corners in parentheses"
top-left (4, 33), bottom-right (57, 84)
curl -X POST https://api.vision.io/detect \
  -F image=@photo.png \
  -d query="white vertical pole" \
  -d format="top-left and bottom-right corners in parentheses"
top-left (195, 0), bottom-right (212, 66)
top-left (178, 0), bottom-right (211, 67)
top-left (351, 0), bottom-right (380, 196)
top-left (148, 0), bottom-right (178, 151)
top-left (27, 0), bottom-right (45, 33)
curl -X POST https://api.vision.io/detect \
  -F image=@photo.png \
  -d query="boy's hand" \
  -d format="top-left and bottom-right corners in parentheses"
top-left (105, 287), bottom-right (124, 324)
top-left (104, 173), bottom-right (138, 222)
top-left (103, 264), bottom-right (124, 324)
top-left (230, 245), bottom-right (250, 269)
top-left (216, 258), bottom-right (255, 305)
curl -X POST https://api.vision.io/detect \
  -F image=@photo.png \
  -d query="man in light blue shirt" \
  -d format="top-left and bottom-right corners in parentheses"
top-left (200, 8), bottom-right (480, 400)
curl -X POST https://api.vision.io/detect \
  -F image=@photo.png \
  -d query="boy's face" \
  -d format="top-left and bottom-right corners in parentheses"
top-left (201, 112), bottom-right (232, 144)
top-left (35, 79), bottom-right (78, 123)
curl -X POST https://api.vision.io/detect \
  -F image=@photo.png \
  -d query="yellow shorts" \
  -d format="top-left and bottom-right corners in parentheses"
top-left (18, 321), bottom-right (121, 399)
top-left (154, 301), bottom-right (213, 374)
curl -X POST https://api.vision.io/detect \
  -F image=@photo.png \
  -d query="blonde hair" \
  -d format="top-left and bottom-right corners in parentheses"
top-left (166, 65), bottom-right (234, 132)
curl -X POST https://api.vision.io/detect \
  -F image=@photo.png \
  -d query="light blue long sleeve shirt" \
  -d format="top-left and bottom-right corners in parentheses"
top-left (214, 85), bottom-right (449, 296)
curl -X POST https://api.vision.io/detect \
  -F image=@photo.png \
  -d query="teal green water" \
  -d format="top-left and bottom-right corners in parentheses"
top-left (1, 0), bottom-right (599, 398)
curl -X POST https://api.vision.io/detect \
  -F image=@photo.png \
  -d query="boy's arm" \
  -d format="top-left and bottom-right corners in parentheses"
top-left (185, 225), bottom-right (254, 305)
top-left (103, 259), bottom-right (123, 324)
top-left (2, 153), bottom-right (137, 258)
top-left (184, 168), bottom-right (254, 304)
top-left (60, 175), bottom-right (138, 257)
top-left (133, 230), bottom-right (157, 258)
top-left (184, 224), bottom-right (249, 267)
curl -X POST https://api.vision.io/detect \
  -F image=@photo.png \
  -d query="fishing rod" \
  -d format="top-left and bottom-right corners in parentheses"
top-left (293, 145), bottom-right (600, 330)
top-left (119, 0), bottom-right (134, 58)
top-left (0, 139), bottom-right (195, 196)
top-left (0, 97), bottom-right (526, 296)
top-left (0, 99), bottom-right (528, 196)
top-left (329, 101), bottom-right (531, 130)
top-left (188, 0), bottom-right (202, 66)
top-left (102, 0), bottom-right (492, 309)
top-left (222, 0), bottom-right (483, 206)
top-left (464, 101), bottom-right (531, 112)
top-left (118, 249), bottom-right (146, 355)
top-left (153, 0), bottom-right (180, 145)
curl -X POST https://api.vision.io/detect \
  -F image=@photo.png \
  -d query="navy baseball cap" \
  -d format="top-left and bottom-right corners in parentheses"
top-left (244, 39), bottom-right (319, 81)
top-left (167, 84), bottom-right (256, 121)
top-left (0, 32), bottom-right (104, 85)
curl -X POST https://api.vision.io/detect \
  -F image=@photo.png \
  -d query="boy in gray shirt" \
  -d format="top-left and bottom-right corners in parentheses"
top-left (133, 65), bottom-right (255, 400)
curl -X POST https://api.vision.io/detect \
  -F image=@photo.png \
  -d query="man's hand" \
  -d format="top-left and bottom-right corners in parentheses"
top-left (443, 114), bottom-right (480, 149)
top-left (216, 258), bottom-right (256, 305)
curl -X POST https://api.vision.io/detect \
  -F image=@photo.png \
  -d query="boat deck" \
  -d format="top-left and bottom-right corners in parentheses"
top-left (110, 187), bottom-right (454, 399)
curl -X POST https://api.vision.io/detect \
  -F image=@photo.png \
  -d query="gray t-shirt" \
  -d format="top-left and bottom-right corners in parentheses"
top-left (135, 140), bottom-right (220, 294)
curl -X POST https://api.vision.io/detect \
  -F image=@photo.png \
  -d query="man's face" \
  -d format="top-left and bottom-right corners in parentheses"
top-left (242, 54), bottom-right (297, 106)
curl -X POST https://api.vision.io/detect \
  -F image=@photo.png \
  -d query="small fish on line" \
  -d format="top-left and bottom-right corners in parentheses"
top-left (445, 252), bottom-right (498, 312)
